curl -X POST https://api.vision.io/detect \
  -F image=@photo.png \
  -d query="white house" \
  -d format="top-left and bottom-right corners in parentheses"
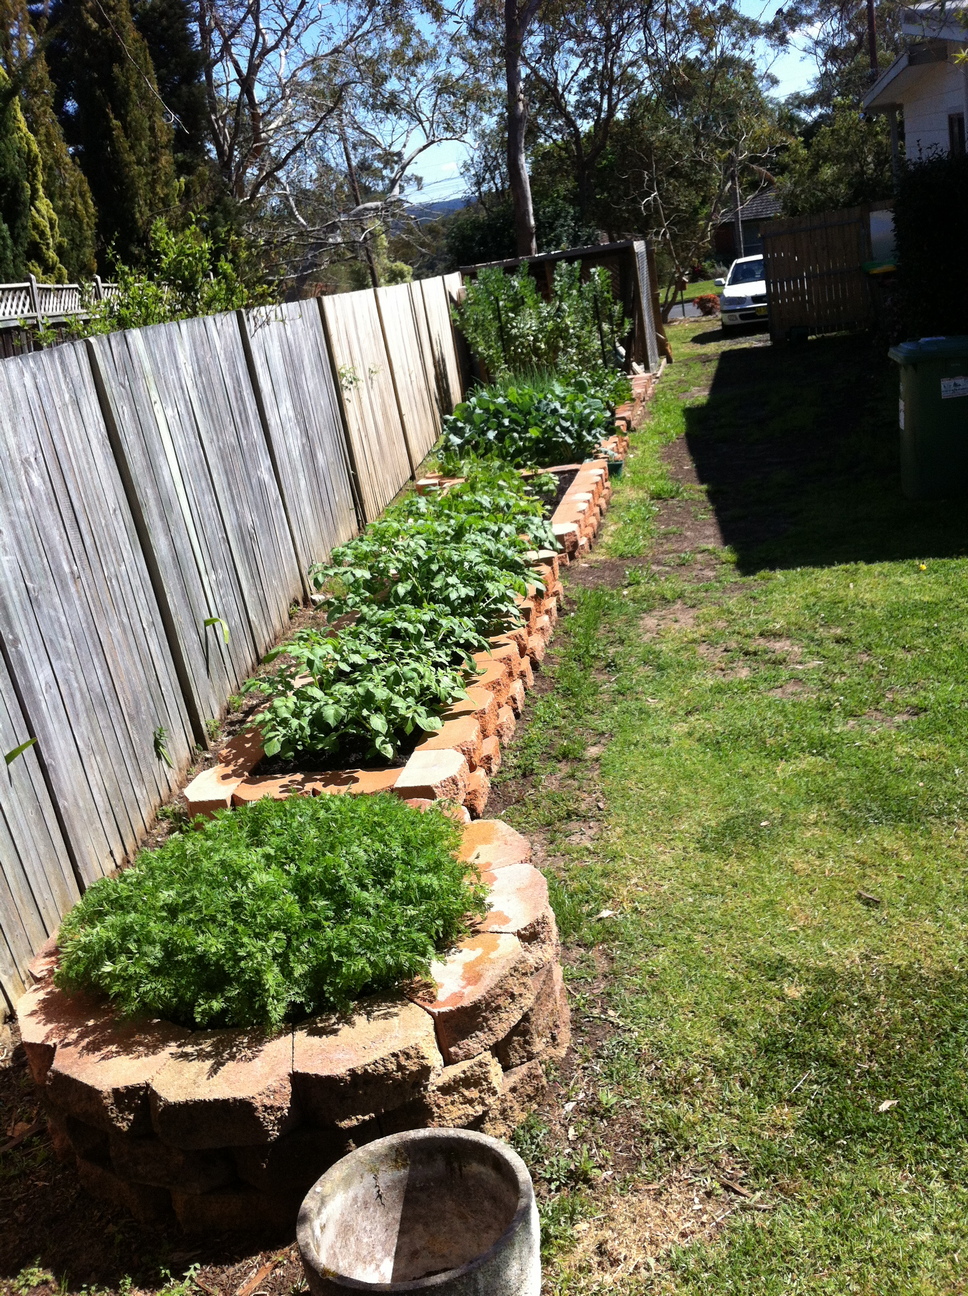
top-left (863, 3), bottom-right (968, 159)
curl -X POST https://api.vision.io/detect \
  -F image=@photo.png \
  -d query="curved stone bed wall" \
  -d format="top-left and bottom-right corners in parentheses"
top-left (18, 820), bottom-right (569, 1235)
top-left (182, 458), bottom-right (615, 823)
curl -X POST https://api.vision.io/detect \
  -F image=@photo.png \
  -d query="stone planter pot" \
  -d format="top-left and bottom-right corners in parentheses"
top-left (297, 1128), bottom-right (539, 1295)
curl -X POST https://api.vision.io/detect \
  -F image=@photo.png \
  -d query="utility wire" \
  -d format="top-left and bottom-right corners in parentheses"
top-left (91, 0), bottom-right (185, 131)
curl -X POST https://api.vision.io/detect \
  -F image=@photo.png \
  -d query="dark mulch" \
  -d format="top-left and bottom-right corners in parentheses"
top-left (541, 467), bottom-right (580, 516)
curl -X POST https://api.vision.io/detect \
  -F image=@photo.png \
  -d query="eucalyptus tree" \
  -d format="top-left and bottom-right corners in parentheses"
top-left (194, 0), bottom-right (474, 283)
top-left (456, 0), bottom-right (542, 257)
top-left (521, 0), bottom-right (676, 223)
top-left (766, 0), bottom-right (909, 105)
top-left (598, 49), bottom-right (784, 288)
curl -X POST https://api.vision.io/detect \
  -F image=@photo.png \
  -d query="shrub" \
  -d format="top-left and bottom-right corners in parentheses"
top-left (454, 262), bottom-right (628, 379)
top-left (65, 217), bottom-right (267, 338)
top-left (56, 794), bottom-right (486, 1029)
top-left (693, 293), bottom-right (720, 316)
top-left (455, 266), bottom-right (547, 377)
top-left (440, 380), bottom-right (615, 469)
top-left (545, 262), bottom-right (628, 375)
top-left (894, 153), bottom-right (968, 338)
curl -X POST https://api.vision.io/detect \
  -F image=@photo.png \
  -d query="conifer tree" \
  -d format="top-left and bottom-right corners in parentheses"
top-left (46, 0), bottom-right (179, 265)
top-left (132, 0), bottom-right (208, 178)
top-left (0, 0), bottom-right (98, 278)
top-left (0, 65), bottom-right (67, 281)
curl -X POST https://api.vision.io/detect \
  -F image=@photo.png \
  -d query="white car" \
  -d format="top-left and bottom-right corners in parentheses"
top-left (715, 255), bottom-right (769, 329)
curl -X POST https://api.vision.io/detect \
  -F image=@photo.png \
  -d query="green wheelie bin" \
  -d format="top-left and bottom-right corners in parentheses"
top-left (889, 336), bottom-right (968, 499)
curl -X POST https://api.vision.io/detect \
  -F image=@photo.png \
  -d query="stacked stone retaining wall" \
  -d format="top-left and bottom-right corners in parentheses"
top-left (18, 821), bottom-right (568, 1234)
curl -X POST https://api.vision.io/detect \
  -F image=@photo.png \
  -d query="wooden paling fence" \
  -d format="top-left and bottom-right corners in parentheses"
top-left (761, 207), bottom-right (875, 341)
top-left (321, 290), bottom-right (415, 521)
top-left (0, 278), bottom-right (465, 1014)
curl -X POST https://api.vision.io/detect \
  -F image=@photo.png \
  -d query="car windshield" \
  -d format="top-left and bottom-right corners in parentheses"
top-left (727, 258), bottom-right (765, 285)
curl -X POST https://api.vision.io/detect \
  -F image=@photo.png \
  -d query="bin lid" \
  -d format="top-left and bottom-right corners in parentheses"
top-left (889, 336), bottom-right (968, 364)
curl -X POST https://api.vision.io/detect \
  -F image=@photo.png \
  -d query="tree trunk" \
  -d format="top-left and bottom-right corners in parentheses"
top-left (505, 0), bottom-right (537, 257)
top-left (340, 121), bottom-right (380, 289)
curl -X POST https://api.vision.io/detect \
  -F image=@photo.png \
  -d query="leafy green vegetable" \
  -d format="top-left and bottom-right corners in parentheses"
top-left (441, 380), bottom-right (615, 470)
top-left (245, 465), bottom-right (554, 766)
top-left (56, 794), bottom-right (485, 1029)
top-left (246, 611), bottom-right (477, 763)
top-left (310, 463), bottom-right (555, 634)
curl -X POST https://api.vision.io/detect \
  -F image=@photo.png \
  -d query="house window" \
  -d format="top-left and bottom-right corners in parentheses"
top-left (950, 113), bottom-right (966, 157)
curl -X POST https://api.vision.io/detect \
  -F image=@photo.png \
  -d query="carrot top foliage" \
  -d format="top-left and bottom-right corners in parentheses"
top-left (55, 795), bottom-right (484, 1030)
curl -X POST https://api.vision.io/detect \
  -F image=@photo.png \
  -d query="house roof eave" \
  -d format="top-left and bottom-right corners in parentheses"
top-left (863, 50), bottom-right (913, 110)
top-left (862, 41), bottom-right (951, 110)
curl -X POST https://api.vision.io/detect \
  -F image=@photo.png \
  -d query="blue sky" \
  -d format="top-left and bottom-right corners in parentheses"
top-left (412, 0), bottom-right (818, 201)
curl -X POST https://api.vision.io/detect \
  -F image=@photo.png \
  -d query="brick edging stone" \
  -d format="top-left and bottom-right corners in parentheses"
top-left (18, 820), bottom-right (570, 1234)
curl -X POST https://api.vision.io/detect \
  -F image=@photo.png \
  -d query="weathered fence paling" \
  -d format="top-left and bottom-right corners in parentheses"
top-left (239, 302), bottom-right (359, 580)
top-left (321, 291), bottom-right (416, 522)
top-left (0, 650), bottom-right (80, 1004)
top-left (0, 276), bottom-right (466, 1015)
top-left (375, 282), bottom-right (442, 469)
top-left (761, 206), bottom-right (883, 341)
top-left (0, 345), bottom-right (194, 891)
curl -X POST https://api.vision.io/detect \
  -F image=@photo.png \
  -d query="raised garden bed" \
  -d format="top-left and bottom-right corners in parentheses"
top-left (182, 459), bottom-right (615, 823)
top-left (18, 819), bottom-right (569, 1234)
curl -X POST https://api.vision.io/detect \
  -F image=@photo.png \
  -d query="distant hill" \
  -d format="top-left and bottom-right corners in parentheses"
top-left (405, 196), bottom-right (471, 222)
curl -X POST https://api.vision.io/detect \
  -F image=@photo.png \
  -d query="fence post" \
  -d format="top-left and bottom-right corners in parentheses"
top-left (27, 275), bottom-right (40, 324)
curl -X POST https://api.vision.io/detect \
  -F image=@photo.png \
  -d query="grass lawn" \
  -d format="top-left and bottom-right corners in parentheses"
top-left (495, 319), bottom-right (968, 1293)
top-left (681, 279), bottom-right (719, 301)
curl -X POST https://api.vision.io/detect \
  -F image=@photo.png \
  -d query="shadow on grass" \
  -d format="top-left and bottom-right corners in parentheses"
top-left (740, 957), bottom-right (968, 1177)
top-left (683, 333), bottom-right (968, 573)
